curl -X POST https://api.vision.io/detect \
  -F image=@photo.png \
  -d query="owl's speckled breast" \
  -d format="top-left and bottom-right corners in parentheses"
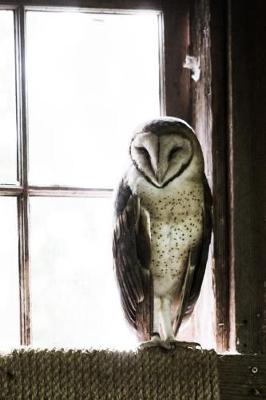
top-left (138, 180), bottom-right (203, 298)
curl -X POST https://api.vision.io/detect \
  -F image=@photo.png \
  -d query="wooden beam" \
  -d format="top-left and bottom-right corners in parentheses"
top-left (190, 0), bottom-right (231, 352)
top-left (208, 0), bottom-right (231, 353)
top-left (219, 354), bottom-right (266, 399)
top-left (0, 0), bottom-right (163, 10)
top-left (228, 0), bottom-right (266, 354)
top-left (162, 0), bottom-right (191, 121)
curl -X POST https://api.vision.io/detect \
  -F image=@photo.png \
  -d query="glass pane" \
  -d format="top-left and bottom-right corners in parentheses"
top-left (0, 198), bottom-right (20, 349)
top-left (30, 197), bottom-right (137, 350)
top-left (0, 11), bottom-right (17, 183)
top-left (27, 11), bottom-right (161, 187)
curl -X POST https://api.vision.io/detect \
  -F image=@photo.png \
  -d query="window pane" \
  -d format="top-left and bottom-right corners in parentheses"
top-left (0, 198), bottom-right (20, 349)
top-left (0, 11), bottom-right (17, 184)
top-left (30, 197), bottom-right (137, 350)
top-left (27, 11), bottom-right (161, 187)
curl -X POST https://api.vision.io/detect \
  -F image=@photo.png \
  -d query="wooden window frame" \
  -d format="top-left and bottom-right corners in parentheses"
top-left (3, 0), bottom-right (255, 357)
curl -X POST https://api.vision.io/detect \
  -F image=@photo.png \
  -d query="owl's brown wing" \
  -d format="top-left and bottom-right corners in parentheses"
top-left (112, 180), bottom-right (153, 341)
top-left (174, 175), bottom-right (212, 335)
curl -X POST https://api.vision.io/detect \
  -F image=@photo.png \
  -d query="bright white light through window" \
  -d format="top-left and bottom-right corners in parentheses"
top-left (27, 11), bottom-right (161, 187)
top-left (0, 11), bottom-right (17, 184)
top-left (0, 198), bottom-right (20, 348)
top-left (26, 10), bottom-right (161, 350)
top-left (30, 197), bottom-right (137, 350)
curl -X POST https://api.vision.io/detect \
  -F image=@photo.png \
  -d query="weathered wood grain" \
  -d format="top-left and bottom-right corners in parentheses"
top-left (0, 0), bottom-right (163, 9)
top-left (228, 0), bottom-right (266, 354)
top-left (189, 0), bottom-right (217, 349)
top-left (162, 0), bottom-right (191, 121)
top-left (190, 0), bottom-right (231, 352)
top-left (191, 0), bottom-right (266, 355)
top-left (219, 355), bottom-right (266, 399)
top-left (208, 0), bottom-right (232, 353)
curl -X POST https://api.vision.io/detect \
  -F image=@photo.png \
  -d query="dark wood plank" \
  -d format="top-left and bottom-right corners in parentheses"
top-left (219, 355), bottom-right (266, 399)
top-left (162, 0), bottom-right (191, 120)
top-left (191, 0), bottom-right (266, 354)
top-left (208, 0), bottom-right (231, 353)
top-left (0, 0), bottom-right (163, 9)
top-left (228, 0), bottom-right (266, 354)
top-left (190, 0), bottom-right (230, 352)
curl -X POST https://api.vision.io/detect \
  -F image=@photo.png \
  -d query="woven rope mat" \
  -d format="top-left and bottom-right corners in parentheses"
top-left (0, 347), bottom-right (220, 400)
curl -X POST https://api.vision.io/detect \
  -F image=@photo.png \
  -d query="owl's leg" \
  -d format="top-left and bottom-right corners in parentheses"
top-left (151, 297), bottom-right (162, 341)
top-left (160, 298), bottom-right (201, 351)
top-left (138, 297), bottom-right (162, 349)
top-left (158, 297), bottom-right (189, 350)
top-left (160, 297), bottom-right (175, 341)
top-left (139, 297), bottom-right (175, 350)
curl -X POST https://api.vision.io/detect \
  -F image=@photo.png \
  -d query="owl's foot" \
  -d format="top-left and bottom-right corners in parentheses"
top-left (139, 333), bottom-right (162, 349)
top-left (139, 337), bottom-right (202, 351)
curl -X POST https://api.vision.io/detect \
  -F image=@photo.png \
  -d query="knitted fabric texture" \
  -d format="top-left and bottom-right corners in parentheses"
top-left (0, 347), bottom-right (220, 400)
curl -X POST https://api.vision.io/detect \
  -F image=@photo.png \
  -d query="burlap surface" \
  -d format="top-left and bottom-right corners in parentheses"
top-left (0, 347), bottom-right (220, 399)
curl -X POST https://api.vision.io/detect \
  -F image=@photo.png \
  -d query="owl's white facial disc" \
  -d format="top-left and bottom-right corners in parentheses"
top-left (130, 131), bottom-right (193, 188)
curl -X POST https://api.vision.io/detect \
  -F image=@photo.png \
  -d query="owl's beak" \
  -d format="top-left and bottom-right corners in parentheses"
top-left (154, 165), bottom-right (168, 186)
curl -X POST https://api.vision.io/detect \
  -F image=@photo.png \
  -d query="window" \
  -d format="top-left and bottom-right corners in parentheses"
top-left (0, 5), bottom-right (163, 350)
top-left (0, 1), bottom-right (216, 351)
top-left (26, 10), bottom-right (162, 349)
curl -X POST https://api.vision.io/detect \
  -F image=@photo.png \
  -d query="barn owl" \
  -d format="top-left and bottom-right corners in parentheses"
top-left (112, 117), bottom-right (212, 349)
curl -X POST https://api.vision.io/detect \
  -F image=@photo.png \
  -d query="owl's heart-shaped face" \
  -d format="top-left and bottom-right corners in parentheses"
top-left (130, 130), bottom-right (194, 188)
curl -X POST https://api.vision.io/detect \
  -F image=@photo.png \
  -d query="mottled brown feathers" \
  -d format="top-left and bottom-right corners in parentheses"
top-left (113, 184), bottom-right (153, 340)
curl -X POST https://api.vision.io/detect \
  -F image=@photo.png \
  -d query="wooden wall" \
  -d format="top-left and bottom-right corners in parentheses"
top-left (190, 0), bottom-right (266, 353)
top-left (228, 0), bottom-right (266, 354)
top-left (6, 0), bottom-right (265, 355)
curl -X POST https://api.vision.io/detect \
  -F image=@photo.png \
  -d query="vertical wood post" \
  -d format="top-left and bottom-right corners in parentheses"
top-left (190, 0), bottom-right (231, 352)
top-left (228, 0), bottom-right (266, 354)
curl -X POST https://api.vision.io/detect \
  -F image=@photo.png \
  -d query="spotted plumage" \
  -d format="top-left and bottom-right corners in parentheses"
top-left (112, 117), bottom-right (212, 346)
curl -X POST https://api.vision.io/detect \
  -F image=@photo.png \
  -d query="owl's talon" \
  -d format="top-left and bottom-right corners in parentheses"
top-left (165, 340), bottom-right (202, 351)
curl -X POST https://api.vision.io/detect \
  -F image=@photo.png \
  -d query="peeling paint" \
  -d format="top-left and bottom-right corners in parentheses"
top-left (183, 55), bottom-right (201, 82)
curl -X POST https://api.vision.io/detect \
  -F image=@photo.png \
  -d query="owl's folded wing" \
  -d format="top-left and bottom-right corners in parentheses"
top-left (112, 180), bottom-right (153, 340)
